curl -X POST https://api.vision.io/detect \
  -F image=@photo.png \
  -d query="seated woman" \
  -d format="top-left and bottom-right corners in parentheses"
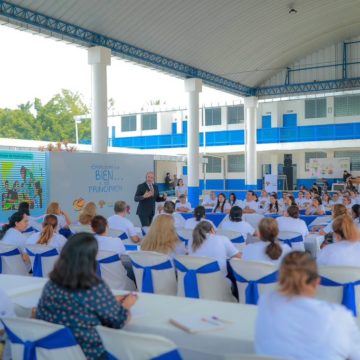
top-left (184, 205), bottom-right (216, 230)
top-left (305, 196), bottom-right (325, 215)
top-left (36, 232), bottom-right (137, 360)
top-left (91, 215), bottom-right (126, 256)
top-left (46, 202), bottom-right (71, 230)
top-left (188, 221), bottom-right (240, 276)
top-left (157, 200), bottom-right (185, 228)
top-left (202, 191), bottom-right (217, 208)
top-left (141, 214), bottom-right (186, 258)
top-left (228, 192), bottom-right (241, 207)
top-left (276, 205), bottom-right (309, 240)
top-left (78, 202), bottom-right (97, 229)
top-left (220, 206), bottom-right (256, 241)
top-left (212, 193), bottom-right (231, 214)
top-left (26, 215), bottom-right (67, 249)
top-left (317, 215), bottom-right (360, 266)
top-left (18, 201), bottom-right (42, 231)
top-left (175, 178), bottom-right (188, 200)
top-left (242, 218), bottom-right (291, 266)
top-left (0, 211), bottom-right (29, 252)
top-left (267, 193), bottom-right (280, 214)
top-left (319, 203), bottom-right (347, 235)
top-left (175, 194), bottom-right (192, 213)
top-left (281, 194), bottom-right (296, 215)
top-left (255, 251), bottom-right (360, 359)
top-left (352, 204), bottom-right (360, 228)
top-left (321, 192), bottom-right (333, 210)
top-left (258, 190), bottom-right (269, 210)
top-left (343, 196), bottom-right (353, 213)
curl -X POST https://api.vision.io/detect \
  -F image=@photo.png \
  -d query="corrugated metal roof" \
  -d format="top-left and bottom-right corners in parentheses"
top-left (4, 0), bottom-right (360, 88)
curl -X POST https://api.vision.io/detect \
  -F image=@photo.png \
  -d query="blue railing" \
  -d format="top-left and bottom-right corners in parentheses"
top-left (110, 122), bottom-right (360, 149)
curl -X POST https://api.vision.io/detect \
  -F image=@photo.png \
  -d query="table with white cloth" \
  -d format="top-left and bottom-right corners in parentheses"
top-left (2, 274), bottom-right (258, 360)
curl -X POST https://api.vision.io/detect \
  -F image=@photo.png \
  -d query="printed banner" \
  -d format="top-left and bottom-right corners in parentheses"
top-left (308, 158), bottom-right (350, 179)
top-left (264, 174), bottom-right (278, 193)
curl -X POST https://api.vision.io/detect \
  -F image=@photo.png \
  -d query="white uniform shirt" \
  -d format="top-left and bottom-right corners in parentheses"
top-left (242, 241), bottom-right (291, 266)
top-left (258, 197), bottom-right (269, 210)
top-left (25, 232), bottom-right (67, 249)
top-left (175, 185), bottom-right (187, 196)
top-left (184, 217), bottom-right (216, 230)
top-left (307, 205), bottom-right (326, 215)
top-left (107, 215), bottom-right (137, 238)
top-left (317, 240), bottom-right (360, 267)
top-left (202, 196), bottom-right (217, 208)
top-left (188, 234), bottom-right (239, 274)
top-left (276, 216), bottom-right (309, 239)
top-left (95, 235), bottom-right (126, 255)
top-left (1, 228), bottom-right (27, 252)
top-left (220, 220), bottom-right (255, 240)
top-left (212, 202), bottom-right (231, 213)
top-left (295, 197), bottom-right (307, 208)
top-left (256, 291), bottom-right (360, 360)
top-left (243, 200), bottom-right (259, 212)
top-left (175, 201), bottom-right (192, 212)
top-left (153, 212), bottom-right (186, 229)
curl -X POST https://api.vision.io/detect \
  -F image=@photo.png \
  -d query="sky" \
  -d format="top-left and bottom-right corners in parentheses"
top-left (0, 25), bottom-right (241, 114)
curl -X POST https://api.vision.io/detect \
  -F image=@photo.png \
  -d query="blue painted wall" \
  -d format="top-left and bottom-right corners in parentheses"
top-left (262, 115), bottom-right (271, 129)
top-left (283, 113), bottom-right (297, 127)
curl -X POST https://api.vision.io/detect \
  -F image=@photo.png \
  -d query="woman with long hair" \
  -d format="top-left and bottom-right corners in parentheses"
top-left (141, 214), bottom-right (186, 258)
top-left (212, 193), bottom-right (231, 214)
top-left (267, 193), bottom-right (280, 214)
top-left (0, 211), bottom-right (29, 251)
top-left (242, 218), bottom-right (291, 265)
top-left (184, 205), bottom-right (216, 230)
top-left (36, 233), bottom-right (137, 359)
top-left (78, 202), bottom-right (97, 225)
top-left (26, 214), bottom-right (67, 249)
top-left (319, 203), bottom-right (347, 235)
top-left (189, 221), bottom-right (240, 275)
top-left (305, 196), bottom-right (325, 215)
top-left (317, 215), bottom-right (360, 266)
top-left (46, 202), bottom-right (71, 229)
top-left (276, 205), bottom-right (309, 240)
top-left (255, 251), bottom-right (360, 359)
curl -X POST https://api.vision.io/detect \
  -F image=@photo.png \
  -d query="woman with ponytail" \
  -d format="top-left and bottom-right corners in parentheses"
top-left (26, 215), bottom-right (67, 249)
top-left (255, 251), bottom-right (360, 359)
top-left (188, 221), bottom-right (240, 275)
top-left (242, 218), bottom-right (290, 265)
top-left (317, 214), bottom-right (360, 266)
top-left (184, 206), bottom-right (216, 230)
top-left (220, 206), bottom-right (256, 240)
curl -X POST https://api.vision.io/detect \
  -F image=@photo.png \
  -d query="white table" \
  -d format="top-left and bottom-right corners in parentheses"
top-left (0, 274), bottom-right (47, 297)
top-left (2, 274), bottom-right (258, 359)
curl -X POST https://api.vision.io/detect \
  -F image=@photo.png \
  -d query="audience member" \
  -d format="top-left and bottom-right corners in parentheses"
top-left (267, 193), bottom-right (280, 214)
top-left (258, 190), bottom-right (269, 210)
top-left (36, 232), bottom-right (136, 359)
top-left (78, 202), bottom-right (97, 226)
top-left (243, 190), bottom-right (259, 214)
top-left (321, 192), bottom-right (333, 209)
top-left (184, 205), bottom-right (216, 230)
top-left (228, 192), bottom-right (241, 207)
top-left (202, 191), bottom-right (217, 208)
top-left (319, 204), bottom-right (347, 235)
top-left (0, 211), bottom-right (29, 252)
top-left (255, 251), bottom-right (360, 359)
top-left (157, 200), bottom-right (186, 228)
top-left (18, 201), bottom-right (41, 231)
top-left (305, 196), bottom-right (325, 215)
top-left (295, 191), bottom-right (307, 208)
top-left (46, 202), bottom-right (71, 230)
top-left (212, 193), bottom-right (231, 214)
top-left (175, 178), bottom-right (187, 199)
top-left (276, 205), bottom-right (309, 240)
top-left (175, 194), bottom-right (192, 213)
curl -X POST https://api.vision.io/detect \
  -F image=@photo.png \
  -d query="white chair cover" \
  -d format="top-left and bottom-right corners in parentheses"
top-left (216, 229), bottom-right (246, 252)
top-left (96, 326), bottom-right (181, 360)
top-left (317, 265), bottom-right (360, 315)
top-left (176, 229), bottom-right (192, 245)
top-left (2, 317), bottom-right (86, 360)
top-left (128, 251), bottom-right (177, 295)
top-left (175, 255), bottom-right (236, 302)
top-left (278, 231), bottom-right (305, 251)
top-left (69, 224), bottom-right (93, 234)
top-left (108, 228), bottom-right (127, 239)
top-left (230, 259), bottom-right (278, 304)
top-left (242, 214), bottom-right (264, 230)
top-left (0, 244), bottom-right (28, 276)
top-left (97, 250), bottom-right (136, 290)
top-left (225, 354), bottom-right (290, 360)
top-left (25, 245), bottom-right (59, 277)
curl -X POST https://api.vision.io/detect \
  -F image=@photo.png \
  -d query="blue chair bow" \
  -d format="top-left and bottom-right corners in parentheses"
top-left (174, 260), bottom-right (220, 299)
top-left (96, 254), bottom-right (121, 277)
top-left (230, 235), bottom-right (245, 244)
top-left (107, 348), bottom-right (182, 360)
top-left (232, 270), bottom-right (278, 305)
top-left (124, 244), bottom-right (139, 251)
top-left (177, 234), bottom-right (189, 247)
top-left (321, 276), bottom-right (360, 316)
top-left (279, 235), bottom-right (303, 248)
top-left (131, 259), bottom-right (173, 293)
top-left (119, 232), bottom-right (128, 240)
top-left (0, 248), bottom-right (21, 273)
top-left (3, 322), bottom-right (78, 360)
top-left (26, 248), bottom-right (59, 277)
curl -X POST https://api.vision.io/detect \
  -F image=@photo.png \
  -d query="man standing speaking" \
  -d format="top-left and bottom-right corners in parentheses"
top-left (134, 171), bottom-right (166, 226)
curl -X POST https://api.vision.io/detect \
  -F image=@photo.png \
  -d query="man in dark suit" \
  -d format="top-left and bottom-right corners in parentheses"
top-left (134, 171), bottom-right (167, 226)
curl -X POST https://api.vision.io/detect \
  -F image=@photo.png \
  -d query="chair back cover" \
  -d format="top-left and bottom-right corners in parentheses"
top-left (69, 224), bottom-right (93, 234)
top-left (25, 245), bottom-right (59, 277)
top-left (2, 317), bottom-right (86, 360)
top-left (278, 231), bottom-right (304, 251)
top-left (242, 214), bottom-right (264, 230)
top-left (128, 251), bottom-right (177, 295)
top-left (0, 244), bottom-right (28, 276)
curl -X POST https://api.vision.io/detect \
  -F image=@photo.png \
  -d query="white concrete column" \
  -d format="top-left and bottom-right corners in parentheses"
top-left (184, 78), bottom-right (202, 207)
top-left (88, 46), bottom-right (111, 153)
top-left (244, 96), bottom-right (258, 189)
top-left (271, 153), bottom-right (278, 175)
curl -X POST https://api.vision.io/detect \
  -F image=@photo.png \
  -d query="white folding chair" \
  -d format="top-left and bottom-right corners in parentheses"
top-left (96, 326), bottom-right (182, 360)
top-left (128, 251), bottom-right (177, 295)
top-left (97, 250), bottom-right (136, 290)
top-left (216, 229), bottom-right (246, 251)
top-left (175, 255), bottom-right (235, 302)
top-left (2, 317), bottom-right (86, 360)
top-left (25, 245), bottom-right (59, 277)
top-left (317, 265), bottom-right (360, 317)
top-left (0, 244), bottom-right (28, 276)
top-left (278, 231), bottom-right (304, 251)
top-left (230, 259), bottom-right (278, 305)
top-left (69, 224), bottom-right (93, 234)
top-left (242, 214), bottom-right (264, 230)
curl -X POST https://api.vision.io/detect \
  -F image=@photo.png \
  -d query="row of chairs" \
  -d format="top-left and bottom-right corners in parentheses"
top-left (1, 317), bottom-right (288, 360)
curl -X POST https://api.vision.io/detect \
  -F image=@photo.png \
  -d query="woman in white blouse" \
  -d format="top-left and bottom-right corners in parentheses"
top-left (256, 251), bottom-right (360, 360)
top-left (184, 206), bottom-right (216, 230)
top-left (212, 193), bottom-right (231, 214)
top-left (175, 178), bottom-right (188, 200)
top-left (305, 196), bottom-right (325, 215)
top-left (242, 218), bottom-right (291, 266)
top-left (0, 211), bottom-right (29, 252)
top-left (276, 205), bottom-right (309, 240)
top-left (317, 214), bottom-right (360, 267)
top-left (26, 215), bottom-right (67, 249)
top-left (46, 202), bottom-right (71, 230)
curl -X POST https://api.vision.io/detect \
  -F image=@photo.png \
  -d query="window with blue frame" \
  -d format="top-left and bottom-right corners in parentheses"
top-left (305, 152), bottom-right (327, 171)
top-left (142, 113), bottom-right (157, 130)
top-left (228, 154), bottom-right (245, 172)
top-left (305, 98), bottom-right (326, 119)
top-left (334, 95), bottom-right (360, 117)
top-left (205, 107), bottom-right (221, 126)
top-left (335, 151), bottom-right (360, 171)
top-left (205, 156), bottom-right (222, 173)
top-left (227, 105), bottom-right (244, 124)
top-left (121, 115), bottom-right (136, 132)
